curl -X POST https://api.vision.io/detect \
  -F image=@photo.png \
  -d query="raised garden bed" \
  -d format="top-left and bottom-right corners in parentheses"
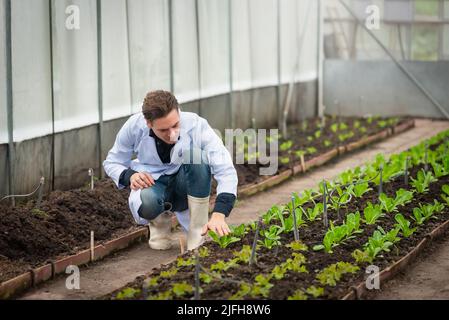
top-left (105, 128), bottom-right (449, 300)
top-left (0, 115), bottom-right (414, 299)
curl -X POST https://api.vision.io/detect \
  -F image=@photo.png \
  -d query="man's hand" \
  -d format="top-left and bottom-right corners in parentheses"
top-left (201, 212), bottom-right (231, 237)
top-left (130, 172), bottom-right (155, 191)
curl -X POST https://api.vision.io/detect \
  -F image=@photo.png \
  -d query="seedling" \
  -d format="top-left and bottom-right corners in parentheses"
top-left (208, 230), bottom-right (240, 249)
top-left (441, 185), bottom-right (449, 205)
top-left (394, 214), bottom-right (416, 237)
top-left (411, 169), bottom-right (437, 194)
top-left (379, 189), bottom-right (414, 213)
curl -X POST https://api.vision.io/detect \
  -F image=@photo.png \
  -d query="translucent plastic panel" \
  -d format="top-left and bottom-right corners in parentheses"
top-left (52, 0), bottom-right (99, 133)
top-left (11, 0), bottom-right (53, 142)
top-left (198, 0), bottom-right (230, 98)
top-left (248, 0), bottom-right (278, 88)
top-left (0, 1), bottom-right (8, 144)
top-left (101, 0), bottom-right (132, 121)
top-left (443, 25), bottom-right (449, 60)
top-left (445, 0), bottom-right (449, 18)
top-left (172, 0), bottom-right (199, 103)
top-left (127, 0), bottom-right (170, 112)
top-left (297, 0), bottom-right (318, 80)
top-left (231, 0), bottom-right (252, 90)
top-left (280, 0), bottom-right (298, 84)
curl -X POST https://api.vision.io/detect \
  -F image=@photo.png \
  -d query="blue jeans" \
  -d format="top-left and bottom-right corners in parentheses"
top-left (138, 164), bottom-right (212, 221)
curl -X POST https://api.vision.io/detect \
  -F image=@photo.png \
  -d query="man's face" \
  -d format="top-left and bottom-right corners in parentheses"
top-left (147, 109), bottom-right (181, 145)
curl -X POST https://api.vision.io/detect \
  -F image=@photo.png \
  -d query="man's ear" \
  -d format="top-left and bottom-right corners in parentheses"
top-left (146, 120), bottom-right (153, 129)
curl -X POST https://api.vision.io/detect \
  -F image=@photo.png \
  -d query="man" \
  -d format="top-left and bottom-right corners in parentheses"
top-left (103, 90), bottom-right (238, 251)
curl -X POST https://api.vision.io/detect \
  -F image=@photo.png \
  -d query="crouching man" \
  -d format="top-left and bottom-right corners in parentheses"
top-left (103, 90), bottom-right (238, 251)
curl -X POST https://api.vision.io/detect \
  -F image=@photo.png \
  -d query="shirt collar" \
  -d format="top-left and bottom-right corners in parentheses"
top-left (149, 128), bottom-right (180, 142)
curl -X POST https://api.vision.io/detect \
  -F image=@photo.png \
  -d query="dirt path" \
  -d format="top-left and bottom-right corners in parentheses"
top-left (369, 233), bottom-right (449, 300)
top-left (21, 119), bottom-right (449, 300)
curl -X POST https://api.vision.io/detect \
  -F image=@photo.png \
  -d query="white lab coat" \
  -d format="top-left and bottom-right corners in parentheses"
top-left (103, 111), bottom-right (238, 225)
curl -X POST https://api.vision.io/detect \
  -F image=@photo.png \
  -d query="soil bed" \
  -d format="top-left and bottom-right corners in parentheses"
top-left (105, 140), bottom-right (449, 300)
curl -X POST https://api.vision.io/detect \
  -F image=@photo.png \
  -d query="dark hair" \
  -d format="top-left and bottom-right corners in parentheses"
top-left (142, 90), bottom-right (179, 122)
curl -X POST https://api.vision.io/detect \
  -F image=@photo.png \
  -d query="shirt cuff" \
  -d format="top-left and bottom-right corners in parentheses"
top-left (119, 168), bottom-right (138, 187)
top-left (212, 192), bottom-right (236, 217)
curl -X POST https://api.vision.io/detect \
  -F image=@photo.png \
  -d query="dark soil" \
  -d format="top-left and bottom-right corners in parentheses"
top-left (224, 116), bottom-right (409, 188)
top-left (105, 144), bottom-right (449, 300)
top-left (0, 116), bottom-right (406, 285)
top-left (0, 180), bottom-right (136, 282)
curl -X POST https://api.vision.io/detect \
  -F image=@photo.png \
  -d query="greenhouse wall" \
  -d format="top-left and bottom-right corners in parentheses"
top-left (0, 0), bottom-right (319, 196)
top-left (323, 60), bottom-right (449, 118)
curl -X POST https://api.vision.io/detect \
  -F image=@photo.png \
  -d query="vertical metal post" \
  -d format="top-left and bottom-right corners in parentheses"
top-left (194, 0), bottom-right (202, 116)
top-left (168, 0), bottom-right (175, 93)
top-left (322, 180), bottom-right (328, 228)
top-left (96, 0), bottom-right (104, 179)
top-left (49, 0), bottom-right (56, 191)
top-left (125, 0), bottom-right (135, 113)
top-left (194, 250), bottom-right (200, 300)
top-left (5, 0), bottom-right (15, 206)
top-left (291, 194), bottom-right (299, 241)
top-left (228, 0), bottom-right (235, 129)
top-left (276, 0), bottom-right (282, 131)
top-left (317, 0), bottom-right (325, 118)
top-left (247, 0), bottom-right (255, 128)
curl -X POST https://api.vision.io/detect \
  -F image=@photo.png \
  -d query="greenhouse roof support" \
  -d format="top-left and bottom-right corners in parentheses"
top-left (338, 0), bottom-right (449, 120)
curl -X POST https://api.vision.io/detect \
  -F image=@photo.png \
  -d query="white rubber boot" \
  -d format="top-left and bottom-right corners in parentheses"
top-left (148, 204), bottom-right (175, 250)
top-left (187, 195), bottom-right (210, 251)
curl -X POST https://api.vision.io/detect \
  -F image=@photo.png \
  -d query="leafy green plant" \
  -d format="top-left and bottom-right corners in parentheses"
top-left (316, 262), bottom-right (359, 286)
top-left (270, 252), bottom-right (308, 280)
top-left (330, 123), bottom-right (339, 133)
top-left (314, 130), bottom-right (322, 139)
top-left (394, 214), bottom-right (416, 237)
top-left (172, 282), bottom-right (193, 297)
top-left (177, 256), bottom-right (196, 268)
top-left (306, 286), bottom-right (324, 298)
top-left (314, 212), bottom-right (362, 253)
top-left (412, 200), bottom-right (445, 225)
top-left (431, 160), bottom-right (449, 178)
top-left (251, 274), bottom-right (274, 298)
top-left (208, 230), bottom-right (241, 248)
top-left (294, 150), bottom-right (306, 159)
top-left (363, 202), bottom-right (384, 225)
top-left (377, 120), bottom-right (387, 128)
top-left (353, 227), bottom-right (400, 264)
top-left (288, 290), bottom-right (308, 300)
top-left (116, 287), bottom-right (141, 300)
top-left (286, 240), bottom-right (308, 252)
top-left (306, 147), bottom-right (317, 155)
top-left (441, 185), bottom-right (449, 205)
top-left (160, 267), bottom-right (178, 278)
top-left (305, 203), bottom-right (323, 222)
top-left (232, 245), bottom-right (252, 264)
top-left (411, 169), bottom-right (437, 193)
top-left (280, 140), bottom-right (293, 152)
top-left (379, 189), bottom-right (414, 213)
top-left (324, 140), bottom-right (332, 147)
top-left (280, 156), bottom-right (290, 164)
top-left (230, 224), bottom-right (248, 238)
top-left (258, 225), bottom-right (283, 249)
top-left (229, 283), bottom-right (252, 300)
top-left (198, 247), bottom-right (209, 258)
top-left (352, 182), bottom-right (372, 198)
top-left (210, 258), bottom-right (239, 272)
top-left (282, 253), bottom-right (308, 273)
top-left (147, 290), bottom-right (172, 300)
top-left (346, 212), bottom-right (363, 234)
